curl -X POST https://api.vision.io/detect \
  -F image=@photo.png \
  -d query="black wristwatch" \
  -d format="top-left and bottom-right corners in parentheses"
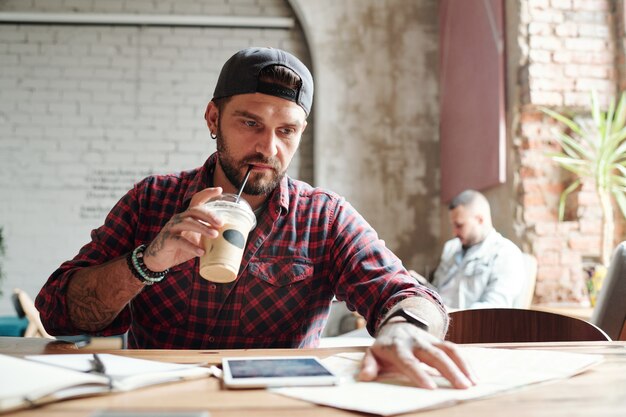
top-left (378, 307), bottom-right (429, 332)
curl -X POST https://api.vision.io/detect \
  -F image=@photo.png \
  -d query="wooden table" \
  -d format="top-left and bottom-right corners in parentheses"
top-left (2, 337), bottom-right (626, 416)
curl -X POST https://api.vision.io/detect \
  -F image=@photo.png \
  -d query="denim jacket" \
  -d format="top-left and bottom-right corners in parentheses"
top-left (432, 230), bottom-right (524, 309)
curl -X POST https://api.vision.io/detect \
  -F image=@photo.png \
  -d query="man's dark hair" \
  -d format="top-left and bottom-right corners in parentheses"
top-left (448, 189), bottom-right (483, 210)
top-left (258, 64), bottom-right (302, 90)
top-left (213, 65), bottom-right (302, 112)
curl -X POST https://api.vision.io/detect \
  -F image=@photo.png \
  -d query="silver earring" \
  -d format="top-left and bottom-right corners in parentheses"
top-left (210, 132), bottom-right (217, 140)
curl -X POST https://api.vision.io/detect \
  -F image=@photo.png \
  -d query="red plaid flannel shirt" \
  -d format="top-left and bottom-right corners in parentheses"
top-left (36, 153), bottom-right (445, 349)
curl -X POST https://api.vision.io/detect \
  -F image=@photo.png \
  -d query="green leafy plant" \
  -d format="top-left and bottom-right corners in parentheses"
top-left (541, 90), bottom-right (626, 266)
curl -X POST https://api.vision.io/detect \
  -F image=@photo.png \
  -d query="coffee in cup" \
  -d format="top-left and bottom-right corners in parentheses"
top-left (199, 194), bottom-right (256, 283)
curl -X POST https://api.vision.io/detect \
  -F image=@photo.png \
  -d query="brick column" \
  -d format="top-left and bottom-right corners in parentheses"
top-left (515, 0), bottom-right (619, 303)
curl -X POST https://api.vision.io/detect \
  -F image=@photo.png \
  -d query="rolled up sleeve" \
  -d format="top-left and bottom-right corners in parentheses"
top-left (327, 198), bottom-right (447, 335)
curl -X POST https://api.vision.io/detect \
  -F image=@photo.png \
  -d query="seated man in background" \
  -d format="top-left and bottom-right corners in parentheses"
top-left (430, 189), bottom-right (525, 309)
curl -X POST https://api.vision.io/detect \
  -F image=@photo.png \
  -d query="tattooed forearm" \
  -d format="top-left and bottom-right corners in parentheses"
top-left (67, 255), bottom-right (144, 332)
top-left (68, 289), bottom-right (120, 330)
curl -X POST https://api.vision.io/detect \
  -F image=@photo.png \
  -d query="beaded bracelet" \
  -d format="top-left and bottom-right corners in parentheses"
top-left (126, 244), bottom-right (168, 285)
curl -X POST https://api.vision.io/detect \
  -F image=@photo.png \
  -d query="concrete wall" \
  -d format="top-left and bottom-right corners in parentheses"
top-left (291, 0), bottom-right (442, 276)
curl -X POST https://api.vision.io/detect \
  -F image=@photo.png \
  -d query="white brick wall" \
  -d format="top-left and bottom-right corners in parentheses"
top-left (0, 0), bottom-right (312, 314)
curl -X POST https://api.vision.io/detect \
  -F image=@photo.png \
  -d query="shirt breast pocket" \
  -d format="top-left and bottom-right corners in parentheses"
top-left (463, 259), bottom-right (492, 281)
top-left (240, 260), bottom-right (313, 337)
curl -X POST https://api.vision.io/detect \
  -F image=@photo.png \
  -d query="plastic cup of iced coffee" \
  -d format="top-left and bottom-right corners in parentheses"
top-left (199, 194), bottom-right (256, 283)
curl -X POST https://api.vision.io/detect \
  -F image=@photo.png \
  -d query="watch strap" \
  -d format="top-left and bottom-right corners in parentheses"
top-left (379, 307), bottom-right (430, 332)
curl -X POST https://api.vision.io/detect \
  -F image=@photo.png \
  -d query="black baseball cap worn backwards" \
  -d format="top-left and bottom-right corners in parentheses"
top-left (212, 47), bottom-right (314, 116)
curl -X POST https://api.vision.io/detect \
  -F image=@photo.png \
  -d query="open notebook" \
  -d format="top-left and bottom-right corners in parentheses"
top-left (0, 354), bottom-right (213, 413)
top-left (272, 346), bottom-right (604, 416)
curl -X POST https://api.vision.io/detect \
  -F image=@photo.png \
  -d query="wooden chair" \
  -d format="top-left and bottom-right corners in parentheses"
top-left (12, 288), bottom-right (54, 339)
top-left (445, 308), bottom-right (610, 344)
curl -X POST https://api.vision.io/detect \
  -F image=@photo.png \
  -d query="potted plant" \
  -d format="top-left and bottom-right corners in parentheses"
top-left (541, 91), bottom-right (626, 302)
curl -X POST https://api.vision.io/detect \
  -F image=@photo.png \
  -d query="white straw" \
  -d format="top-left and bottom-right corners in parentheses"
top-left (236, 165), bottom-right (253, 203)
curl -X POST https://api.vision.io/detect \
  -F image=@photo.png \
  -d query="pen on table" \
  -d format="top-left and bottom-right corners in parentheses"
top-left (91, 353), bottom-right (106, 374)
top-left (90, 354), bottom-right (114, 388)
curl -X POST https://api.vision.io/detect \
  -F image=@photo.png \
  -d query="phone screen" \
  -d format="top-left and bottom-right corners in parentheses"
top-left (227, 357), bottom-right (334, 378)
top-left (222, 356), bottom-right (339, 388)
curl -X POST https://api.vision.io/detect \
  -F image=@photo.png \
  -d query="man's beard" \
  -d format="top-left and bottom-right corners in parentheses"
top-left (460, 229), bottom-right (481, 249)
top-left (215, 126), bottom-right (286, 196)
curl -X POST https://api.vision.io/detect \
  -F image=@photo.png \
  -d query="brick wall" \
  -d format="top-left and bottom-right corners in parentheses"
top-left (617, 1), bottom-right (626, 91)
top-left (515, 0), bottom-right (624, 303)
top-left (0, 0), bottom-right (311, 313)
